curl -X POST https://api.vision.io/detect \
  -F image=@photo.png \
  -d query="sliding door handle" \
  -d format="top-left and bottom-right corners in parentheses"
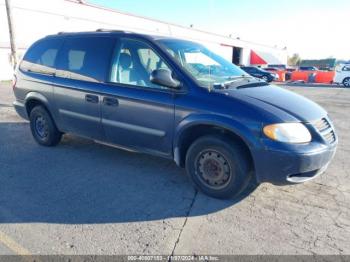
top-left (85, 94), bottom-right (99, 103)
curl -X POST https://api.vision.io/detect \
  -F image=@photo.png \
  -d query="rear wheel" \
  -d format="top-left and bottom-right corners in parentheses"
top-left (185, 135), bottom-right (253, 199)
top-left (29, 105), bottom-right (62, 146)
top-left (343, 78), bottom-right (350, 87)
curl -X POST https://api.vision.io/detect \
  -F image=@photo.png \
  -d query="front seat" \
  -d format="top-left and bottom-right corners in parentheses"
top-left (117, 53), bottom-right (146, 86)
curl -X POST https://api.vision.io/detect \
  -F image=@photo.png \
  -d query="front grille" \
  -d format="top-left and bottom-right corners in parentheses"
top-left (314, 118), bottom-right (330, 132)
top-left (313, 118), bottom-right (336, 144)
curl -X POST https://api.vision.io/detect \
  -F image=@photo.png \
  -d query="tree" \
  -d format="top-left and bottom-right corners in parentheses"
top-left (288, 53), bottom-right (301, 66)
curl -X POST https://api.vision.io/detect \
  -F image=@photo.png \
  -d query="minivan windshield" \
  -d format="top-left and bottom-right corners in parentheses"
top-left (156, 39), bottom-right (253, 89)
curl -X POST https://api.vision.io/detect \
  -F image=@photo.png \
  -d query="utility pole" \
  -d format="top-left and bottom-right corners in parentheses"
top-left (5, 0), bottom-right (17, 69)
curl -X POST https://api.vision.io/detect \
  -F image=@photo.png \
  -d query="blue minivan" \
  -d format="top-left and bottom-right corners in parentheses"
top-left (13, 30), bottom-right (337, 199)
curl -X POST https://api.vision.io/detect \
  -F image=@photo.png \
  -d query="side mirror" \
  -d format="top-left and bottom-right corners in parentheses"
top-left (150, 69), bottom-right (180, 89)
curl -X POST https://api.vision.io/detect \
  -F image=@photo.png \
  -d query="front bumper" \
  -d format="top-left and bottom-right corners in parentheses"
top-left (253, 143), bottom-right (337, 185)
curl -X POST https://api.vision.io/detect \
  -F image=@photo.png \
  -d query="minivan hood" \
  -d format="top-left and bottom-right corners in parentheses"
top-left (222, 85), bottom-right (326, 122)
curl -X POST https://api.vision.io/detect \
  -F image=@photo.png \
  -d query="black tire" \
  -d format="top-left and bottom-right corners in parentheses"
top-left (343, 77), bottom-right (350, 87)
top-left (29, 105), bottom-right (62, 146)
top-left (185, 135), bottom-right (253, 199)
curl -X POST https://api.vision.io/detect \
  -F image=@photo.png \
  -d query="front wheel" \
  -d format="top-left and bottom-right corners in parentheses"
top-left (185, 135), bottom-right (253, 199)
top-left (343, 78), bottom-right (350, 87)
top-left (29, 105), bottom-right (62, 146)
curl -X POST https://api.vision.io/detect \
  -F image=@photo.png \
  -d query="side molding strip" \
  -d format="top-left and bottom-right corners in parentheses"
top-left (59, 109), bottom-right (100, 123)
top-left (102, 118), bottom-right (166, 137)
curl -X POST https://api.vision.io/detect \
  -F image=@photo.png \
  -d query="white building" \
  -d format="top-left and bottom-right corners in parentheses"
top-left (0, 0), bottom-right (288, 80)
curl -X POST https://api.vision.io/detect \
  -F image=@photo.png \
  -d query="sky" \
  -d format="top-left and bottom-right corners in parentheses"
top-left (88, 0), bottom-right (350, 60)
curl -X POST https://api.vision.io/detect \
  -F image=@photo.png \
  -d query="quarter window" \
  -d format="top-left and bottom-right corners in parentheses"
top-left (20, 38), bottom-right (62, 75)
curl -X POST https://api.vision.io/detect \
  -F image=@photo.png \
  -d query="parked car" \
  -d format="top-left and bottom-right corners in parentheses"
top-left (334, 64), bottom-right (350, 87)
top-left (318, 67), bottom-right (332, 71)
top-left (263, 67), bottom-right (279, 72)
top-left (299, 66), bottom-right (318, 71)
top-left (240, 66), bottom-right (278, 82)
top-left (268, 64), bottom-right (286, 70)
top-left (264, 67), bottom-right (295, 81)
top-left (13, 30), bottom-right (337, 199)
top-left (285, 68), bottom-right (296, 81)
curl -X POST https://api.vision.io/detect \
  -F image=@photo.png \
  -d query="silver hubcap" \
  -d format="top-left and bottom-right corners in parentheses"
top-left (195, 150), bottom-right (232, 189)
top-left (35, 115), bottom-right (49, 138)
top-left (344, 79), bottom-right (350, 87)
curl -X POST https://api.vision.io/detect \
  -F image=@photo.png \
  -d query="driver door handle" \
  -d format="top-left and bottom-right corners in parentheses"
top-left (103, 97), bottom-right (119, 107)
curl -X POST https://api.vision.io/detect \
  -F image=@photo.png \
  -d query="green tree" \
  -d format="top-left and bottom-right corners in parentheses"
top-left (288, 53), bottom-right (301, 66)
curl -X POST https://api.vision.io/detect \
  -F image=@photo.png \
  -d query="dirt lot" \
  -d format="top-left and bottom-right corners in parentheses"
top-left (0, 81), bottom-right (349, 256)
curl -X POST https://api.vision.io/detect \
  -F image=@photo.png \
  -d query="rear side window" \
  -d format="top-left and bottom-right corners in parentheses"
top-left (20, 38), bottom-right (63, 75)
top-left (56, 37), bottom-right (115, 82)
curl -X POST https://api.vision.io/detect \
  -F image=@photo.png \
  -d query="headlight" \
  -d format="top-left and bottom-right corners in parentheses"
top-left (263, 123), bottom-right (312, 143)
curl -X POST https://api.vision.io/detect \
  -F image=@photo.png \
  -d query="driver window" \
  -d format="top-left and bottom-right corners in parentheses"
top-left (343, 66), bottom-right (350, 71)
top-left (138, 48), bottom-right (169, 73)
top-left (110, 39), bottom-right (171, 89)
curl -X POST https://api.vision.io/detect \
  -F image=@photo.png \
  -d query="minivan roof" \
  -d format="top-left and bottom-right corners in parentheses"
top-left (46, 29), bottom-right (180, 42)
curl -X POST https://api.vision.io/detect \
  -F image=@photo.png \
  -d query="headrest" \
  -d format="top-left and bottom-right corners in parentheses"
top-left (119, 53), bottom-right (132, 70)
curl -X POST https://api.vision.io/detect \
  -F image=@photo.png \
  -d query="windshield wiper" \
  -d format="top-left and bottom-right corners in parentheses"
top-left (221, 76), bottom-right (253, 88)
top-left (212, 75), bottom-right (258, 90)
top-left (220, 77), bottom-right (268, 89)
top-left (236, 82), bottom-right (269, 89)
top-left (227, 75), bottom-right (251, 80)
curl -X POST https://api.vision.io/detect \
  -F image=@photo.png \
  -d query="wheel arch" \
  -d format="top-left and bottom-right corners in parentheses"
top-left (24, 92), bottom-right (51, 116)
top-left (173, 114), bottom-right (260, 170)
